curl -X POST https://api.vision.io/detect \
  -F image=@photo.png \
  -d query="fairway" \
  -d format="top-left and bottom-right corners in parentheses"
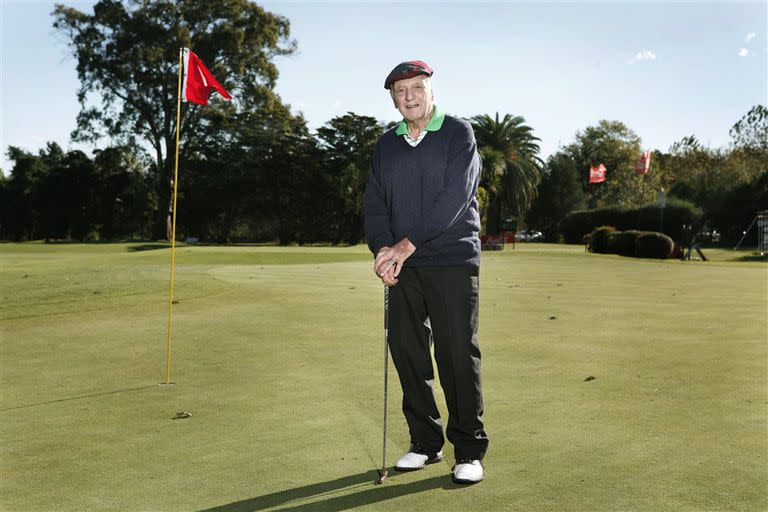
top-left (1, 243), bottom-right (766, 511)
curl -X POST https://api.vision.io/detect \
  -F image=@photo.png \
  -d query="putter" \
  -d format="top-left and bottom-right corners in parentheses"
top-left (374, 285), bottom-right (390, 485)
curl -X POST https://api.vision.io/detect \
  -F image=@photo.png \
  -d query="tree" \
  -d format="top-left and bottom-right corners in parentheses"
top-left (664, 130), bottom-right (766, 243)
top-left (235, 103), bottom-right (317, 245)
top-left (317, 113), bottom-right (384, 244)
top-left (37, 150), bottom-right (99, 240)
top-left (4, 141), bottom-right (155, 241)
top-left (563, 120), bottom-right (658, 209)
top-left (727, 105), bottom-right (768, 201)
top-left (39, 141), bottom-right (66, 169)
top-left (91, 144), bottom-right (154, 238)
top-left (0, 168), bottom-right (9, 240)
top-left (712, 171), bottom-right (768, 245)
top-left (471, 113), bottom-right (543, 234)
top-left (665, 135), bottom-right (730, 217)
top-left (53, 0), bottom-right (296, 239)
top-left (526, 152), bottom-right (586, 241)
top-left (177, 97), bottom-right (317, 244)
top-left (730, 104), bottom-right (768, 151)
top-left (4, 147), bottom-right (49, 240)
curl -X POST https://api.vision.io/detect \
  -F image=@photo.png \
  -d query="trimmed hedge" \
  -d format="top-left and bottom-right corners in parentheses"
top-left (562, 199), bottom-right (703, 244)
top-left (607, 229), bottom-right (643, 257)
top-left (588, 226), bottom-right (616, 253)
top-left (588, 228), bottom-right (675, 259)
top-left (636, 232), bottom-right (674, 259)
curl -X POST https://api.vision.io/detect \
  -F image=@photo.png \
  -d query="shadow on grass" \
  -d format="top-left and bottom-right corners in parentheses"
top-left (39, 238), bottom-right (153, 245)
top-left (126, 243), bottom-right (171, 252)
top-left (736, 254), bottom-right (768, 262)
top-left (200, 470), bottom-right (463, 512)
top-left (1, 384), bottom-right (158, 411)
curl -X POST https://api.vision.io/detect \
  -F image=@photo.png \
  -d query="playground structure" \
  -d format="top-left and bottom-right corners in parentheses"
top-left (734, 210), bottom-right (768, 255)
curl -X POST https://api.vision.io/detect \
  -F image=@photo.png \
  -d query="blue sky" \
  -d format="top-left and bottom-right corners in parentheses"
top-left (1, 1), bottom-right (766, 174)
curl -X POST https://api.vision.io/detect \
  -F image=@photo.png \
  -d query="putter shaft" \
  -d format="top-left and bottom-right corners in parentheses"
top-left (375, 286), bottom-right (390, 484)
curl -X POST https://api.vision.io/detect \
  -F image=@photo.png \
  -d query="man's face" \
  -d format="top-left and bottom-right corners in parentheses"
top-left (391, 75), bottom-right (433, 123)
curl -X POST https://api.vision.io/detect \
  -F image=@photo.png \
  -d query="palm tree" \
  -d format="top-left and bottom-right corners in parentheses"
top-left (472, 113), bottom-right (543, 235)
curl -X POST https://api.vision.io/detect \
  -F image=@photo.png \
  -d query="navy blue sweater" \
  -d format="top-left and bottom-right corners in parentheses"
top-left (363, 115), bottom-right (482, 268)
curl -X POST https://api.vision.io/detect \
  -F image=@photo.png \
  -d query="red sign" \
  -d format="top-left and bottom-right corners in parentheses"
top-left (589, 164), bottom-right (607, 184)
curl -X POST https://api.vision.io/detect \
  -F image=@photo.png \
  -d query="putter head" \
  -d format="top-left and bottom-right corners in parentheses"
top-left (374, 468), bottom-right (388, 485)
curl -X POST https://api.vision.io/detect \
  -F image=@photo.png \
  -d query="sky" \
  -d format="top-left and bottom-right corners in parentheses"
top-left (1, 1), bottom-right (766, 174)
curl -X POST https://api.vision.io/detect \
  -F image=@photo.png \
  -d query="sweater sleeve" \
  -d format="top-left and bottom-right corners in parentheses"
top-left (363, 142), bottom-right (395, 256)
top-left (406, 122), bottom-right (481, 247)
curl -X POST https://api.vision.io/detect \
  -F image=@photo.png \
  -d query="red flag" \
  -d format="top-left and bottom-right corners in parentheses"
top-left (589, 163), bottom-right (607, 184)
top-left (635, 150), bottom-right (651, 175)
top-left (181, 48), bottom-right (232, 105)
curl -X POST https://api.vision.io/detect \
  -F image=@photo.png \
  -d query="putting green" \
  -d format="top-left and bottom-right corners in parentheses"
top-left (1, 243), bottom-right (765, 511)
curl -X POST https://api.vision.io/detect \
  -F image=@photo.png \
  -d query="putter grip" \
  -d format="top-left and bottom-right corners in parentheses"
top-left (384, 286), bottom-right (389, 330)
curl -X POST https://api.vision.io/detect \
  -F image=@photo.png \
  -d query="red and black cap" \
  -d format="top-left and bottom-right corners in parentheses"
top-left (384, 60), bottom-right (433, 90)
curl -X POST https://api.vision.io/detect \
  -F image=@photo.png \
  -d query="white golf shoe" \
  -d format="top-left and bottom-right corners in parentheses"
top-left (452, 459), bottom-right (484, 484)
top-left (394, 447), bottom-right (443, 471)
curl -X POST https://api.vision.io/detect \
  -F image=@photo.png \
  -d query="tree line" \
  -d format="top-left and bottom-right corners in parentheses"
top-left (526, 107), bottom-right (768, 245)
top-left (1, 1), bottom-right (766, 246)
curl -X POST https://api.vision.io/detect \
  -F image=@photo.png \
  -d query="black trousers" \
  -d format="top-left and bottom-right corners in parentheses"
top-left (388, 266), bottom-right (488, 461)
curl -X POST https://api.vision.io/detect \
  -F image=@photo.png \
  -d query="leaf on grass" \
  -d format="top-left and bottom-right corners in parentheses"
top-left (584, 376), bottom-right (596, 382)
top-left (173, 411), bottom-right (192, 419)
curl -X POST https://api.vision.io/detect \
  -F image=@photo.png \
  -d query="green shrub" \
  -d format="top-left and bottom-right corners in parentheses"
top-left (588, 226), bottom-right (616, 253)
top-left (636, 231), bottom-right (674, 259)
top-left (608, 229), bottom-right (643, 256)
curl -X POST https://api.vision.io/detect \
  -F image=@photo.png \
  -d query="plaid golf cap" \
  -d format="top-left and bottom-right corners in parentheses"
top-left (384, 60), bottom-right (433, 89)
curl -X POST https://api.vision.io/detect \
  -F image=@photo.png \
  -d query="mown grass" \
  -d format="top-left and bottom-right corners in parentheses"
top-left (1, 242), bottom-right (766, 511)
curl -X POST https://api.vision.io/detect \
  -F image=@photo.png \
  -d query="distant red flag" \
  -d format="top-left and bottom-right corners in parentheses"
top-left (635, 150), bottom-right (651, 175)
top-left (589, 163), bottom-right (607, 184)
top-left (181, 48), bottom-right (232, 105)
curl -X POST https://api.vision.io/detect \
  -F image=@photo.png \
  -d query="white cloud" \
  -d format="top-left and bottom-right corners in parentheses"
top-left (745, 32), bottom-right (756, 42)
top-left (627, 50), bottom-right (657, 64)
top-left (738, 48), bottom-right (750, 57)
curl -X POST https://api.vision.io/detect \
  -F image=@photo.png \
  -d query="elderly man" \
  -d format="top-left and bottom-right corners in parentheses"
top-left (363, 60), bottom-right (488, 484)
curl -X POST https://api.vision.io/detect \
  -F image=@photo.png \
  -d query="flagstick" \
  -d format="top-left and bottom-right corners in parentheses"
top-left (165, 48), bottom-right (184, 386)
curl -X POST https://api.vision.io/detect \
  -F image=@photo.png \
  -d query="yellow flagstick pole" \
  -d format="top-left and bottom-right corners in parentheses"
top-left (165, 47), bottom-right (184, 385)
